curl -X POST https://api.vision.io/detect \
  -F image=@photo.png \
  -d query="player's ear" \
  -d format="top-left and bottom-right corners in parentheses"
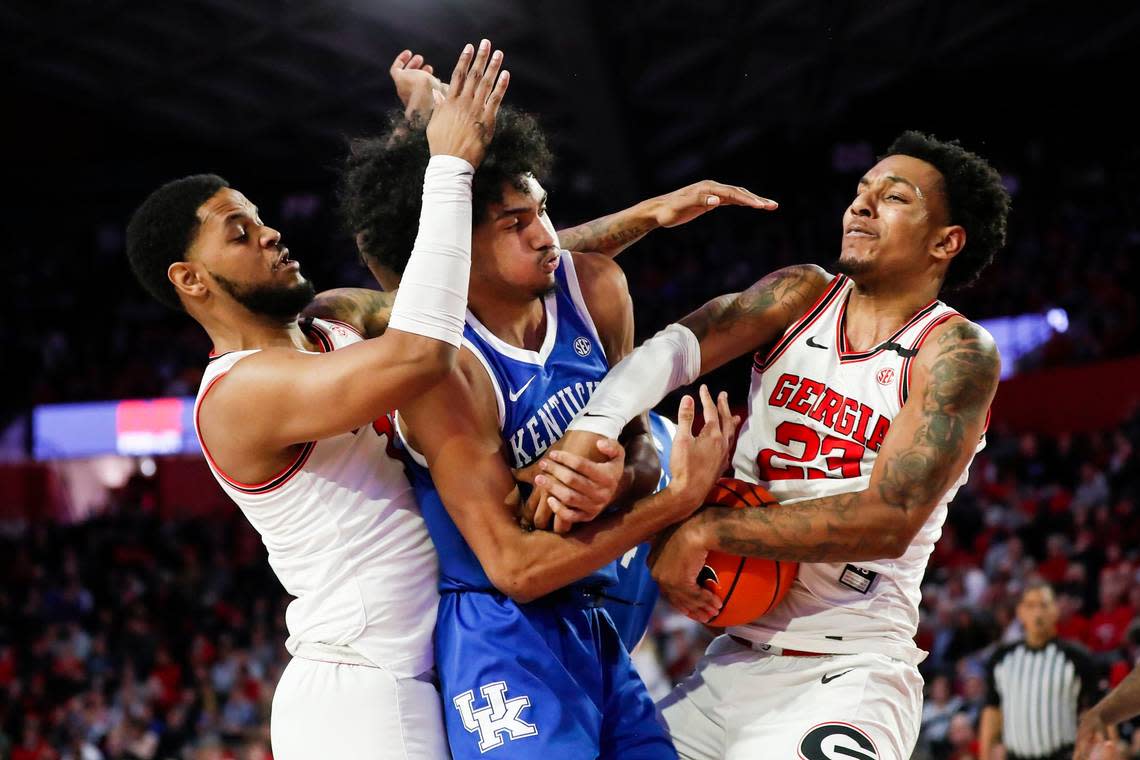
top-left (169, 261), bottom-right (208, 302)
top-left (930, 225), bottom-right (965, 264)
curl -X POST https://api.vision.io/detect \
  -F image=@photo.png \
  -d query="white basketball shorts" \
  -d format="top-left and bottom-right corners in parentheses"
top-left (658, 635), bottom-right (924, 760)
top-left (271, 655), bottom-right (449, 759)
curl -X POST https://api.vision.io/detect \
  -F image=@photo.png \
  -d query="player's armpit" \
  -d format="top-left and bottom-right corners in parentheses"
top-left (303, 287), bottom-right (396, 339)
top-left (679, 264), bottom-right (831, 375)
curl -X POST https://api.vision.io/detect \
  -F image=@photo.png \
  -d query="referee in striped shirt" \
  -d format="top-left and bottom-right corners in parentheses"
top-left (979, 581), bottom-right (1102, 760)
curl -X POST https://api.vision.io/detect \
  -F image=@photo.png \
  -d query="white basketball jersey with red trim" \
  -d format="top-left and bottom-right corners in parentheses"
top-left (194, 318), bottom-right (438, 678)
top-left (729, 275), bottom-right (984, 666)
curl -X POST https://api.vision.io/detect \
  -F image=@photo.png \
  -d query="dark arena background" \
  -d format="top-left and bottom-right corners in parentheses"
top-left (1, 2), bottom-right (1138, 759)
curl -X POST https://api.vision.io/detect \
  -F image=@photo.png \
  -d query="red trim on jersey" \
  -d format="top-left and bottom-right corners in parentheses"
top-left (195, 372), bottom-right (317, 494)
top-left (898, 311), bottom-right (961, 406)
top-left (757, 275), bottom-right (847, 371)
top-left (320, 318), bottom-right (365, 340)
top-left (835, 295), bottom-right (940, 364)
top-left (195, 321), bottom-right (336, 495)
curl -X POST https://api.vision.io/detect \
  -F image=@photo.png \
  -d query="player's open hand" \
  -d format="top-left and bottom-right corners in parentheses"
top-left (390, 49), bottom-right (446, 123)
top-left (518, 431), bottom-right (626, 533)
top-left (649, 519), bottom-right (722, 623)
top-left (665, 386), bottom-right (739, 512)
top-left (651, 180), bottom-right (777, 229)
top-left (426, 39), bottom-right (509, 167)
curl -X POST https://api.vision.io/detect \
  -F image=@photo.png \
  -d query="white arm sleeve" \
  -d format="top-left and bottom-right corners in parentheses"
top-left (386, 154), bottom-right (474, 347)
top-left (567, 323), bottom-right (702, 439)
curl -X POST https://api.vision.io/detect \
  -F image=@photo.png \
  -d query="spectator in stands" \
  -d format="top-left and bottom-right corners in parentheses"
top-left (920, 674), bottom-right (964, 757)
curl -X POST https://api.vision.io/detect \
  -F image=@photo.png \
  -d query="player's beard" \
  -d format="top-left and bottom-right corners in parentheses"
top-left (833, 253), bottom-right (875, 279)
top-left (211, 271), bottom-right (316, 320)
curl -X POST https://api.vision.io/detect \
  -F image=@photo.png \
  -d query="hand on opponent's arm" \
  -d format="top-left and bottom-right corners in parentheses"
top-left (650, 319), bottom-right (1000, 622)
top-left (517, 416), bottom-right (661, 534)
top-left (557, 180), bottom-right (778, 259)
top-left (406, 371), bottom-right (737, 603)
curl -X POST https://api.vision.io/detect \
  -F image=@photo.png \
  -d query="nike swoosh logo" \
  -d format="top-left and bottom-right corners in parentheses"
top-left (821, 669), bottom-right (854, 685)
top-left (806, 336), bottom-right (828, 350)
top-left (508, 375), bottom-right (536, 402)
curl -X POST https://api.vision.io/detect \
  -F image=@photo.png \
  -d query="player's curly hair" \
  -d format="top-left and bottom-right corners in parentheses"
top-left (126, 174), bottom-right (229, 310)
top-left (339, 106), bottom-right (554, 273)
top-left (883, 131), bottom-right (1011, 292)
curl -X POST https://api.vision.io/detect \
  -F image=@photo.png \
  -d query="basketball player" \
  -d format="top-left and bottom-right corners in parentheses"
top-left (124, 42), bottom-right (508, 759)
top-left (562, 132), bottom-right (1010, 758)
top-left (337, 102), bottom-right (743, 758)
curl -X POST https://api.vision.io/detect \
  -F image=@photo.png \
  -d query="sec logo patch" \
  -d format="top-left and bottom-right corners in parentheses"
top-left (876, 368), bottom-right (895, 386)
top-left (573, 336), bottom-right (592, 357)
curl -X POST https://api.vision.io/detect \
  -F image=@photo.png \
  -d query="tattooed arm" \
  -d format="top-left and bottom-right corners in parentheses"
top-left (557, 180), bottom-right (777, 258)
top-left (680, 264), bottom-right (831, 374)
top-left (302, 288), bottom-right (396, 339)
top-left (651, 318), bottom-right (1000, 619)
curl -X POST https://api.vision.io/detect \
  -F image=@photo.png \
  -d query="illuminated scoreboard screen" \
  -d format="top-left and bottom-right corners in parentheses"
top-left (33, 397), bottom-right (200, 460)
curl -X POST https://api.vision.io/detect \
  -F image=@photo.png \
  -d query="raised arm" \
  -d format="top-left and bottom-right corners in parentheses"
top-left (556, 181), bottom-right (778, 258)
top-left (200, 41), bottom-right (507, 464)
top-left (402, 358), bottom-right (737, 603)
top-left (651, 318), bottom-right (1000, 619)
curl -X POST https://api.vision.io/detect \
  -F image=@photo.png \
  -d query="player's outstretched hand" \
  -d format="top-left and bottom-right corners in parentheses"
top-left (390, 49), bottom-right (446, 123)
top-left (666, 386), bottom-right (739, 509)
top-left (649, 520), bottom-right (722, 623)
top-left (426, 39), bottom-right (509, 167)
top-left (651, 180), bottom-right (777, 229)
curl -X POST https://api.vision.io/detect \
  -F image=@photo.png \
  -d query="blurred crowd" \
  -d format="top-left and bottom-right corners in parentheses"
top-left (1, 410), bottom-right (1137, 758)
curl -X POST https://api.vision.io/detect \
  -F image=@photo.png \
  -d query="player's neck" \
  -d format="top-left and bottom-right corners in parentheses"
top-left (842, 278), bottom-right (941, 353)
top-left (468, 284), bottom-right (548, 351)
top-left (202, 311), bottom-right (317, 355)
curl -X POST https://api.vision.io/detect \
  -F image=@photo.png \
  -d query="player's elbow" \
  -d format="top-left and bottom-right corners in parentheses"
top-left (393, 333), bottom-right (458, 384)
top-left (879, 521), bottom-right (921, 559)
top-left (486, 566), bottom-right (543, 604)
top-left (485, 554), bottom-right (547, 604)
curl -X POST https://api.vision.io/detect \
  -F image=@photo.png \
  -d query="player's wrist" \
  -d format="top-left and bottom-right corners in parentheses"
top-left (640, 194), bottom-right (668, 231)
top-left (660, 478), bottom-right (706, 520)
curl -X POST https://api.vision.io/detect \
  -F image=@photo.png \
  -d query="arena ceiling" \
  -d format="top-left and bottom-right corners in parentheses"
top-left (2, 1), bottom-right (1132, 200)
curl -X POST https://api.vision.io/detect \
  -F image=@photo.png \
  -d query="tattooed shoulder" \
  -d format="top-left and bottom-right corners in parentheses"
top-left (923, 319), bottom-right (1001, 413)
top-left (876, 318), bottom-right (999, 515)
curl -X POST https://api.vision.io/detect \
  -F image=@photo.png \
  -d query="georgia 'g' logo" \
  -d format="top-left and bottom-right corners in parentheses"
top-left (453, 681), bottom-right (538, 753)
top-left (798, 722), bottom-right (878, 760)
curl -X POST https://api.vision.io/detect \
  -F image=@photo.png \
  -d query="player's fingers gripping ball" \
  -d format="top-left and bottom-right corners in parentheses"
top-left (696, 478), bottom-right (798, 627)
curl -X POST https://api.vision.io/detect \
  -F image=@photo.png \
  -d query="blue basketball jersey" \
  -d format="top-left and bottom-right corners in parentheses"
top-left (399, 253), bottom-right (675, 759)
top-left (604, 411), bottom-right (675, 650)
top-left (402, 252), bottom-right (616, 592)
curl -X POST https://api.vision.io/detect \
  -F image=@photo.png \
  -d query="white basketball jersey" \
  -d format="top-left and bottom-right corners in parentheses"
top-left (730, 275), bottom-right (985, 666)
top-left (193, 318), bottom-right (439, 678)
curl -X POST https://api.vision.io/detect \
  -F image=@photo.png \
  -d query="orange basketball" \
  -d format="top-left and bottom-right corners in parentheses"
top-left (696, 478), bottom-right (798, 627)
